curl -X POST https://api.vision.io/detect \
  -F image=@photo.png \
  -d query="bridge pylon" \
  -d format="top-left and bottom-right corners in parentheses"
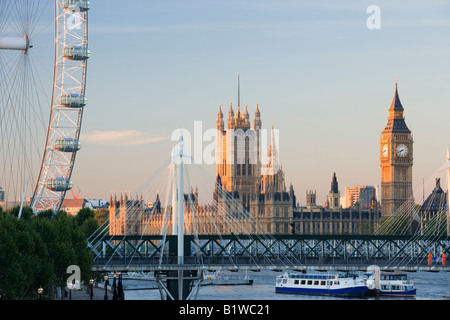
top-left (155, 269), bottom-right (203, 300)
top-left (155, 132), bottom-right (203, 300)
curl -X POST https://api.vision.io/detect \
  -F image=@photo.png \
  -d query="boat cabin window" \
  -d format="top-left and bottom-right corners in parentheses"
top-left (381, 273), bottom-right (407, 281)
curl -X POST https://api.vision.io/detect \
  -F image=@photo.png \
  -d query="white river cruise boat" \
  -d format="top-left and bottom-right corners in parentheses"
top-left (275, 271), bottom-right (368, 297)
top-left (366, 272), bottom-right (416, 297)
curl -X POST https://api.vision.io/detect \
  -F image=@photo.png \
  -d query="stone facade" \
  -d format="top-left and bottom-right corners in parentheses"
top-left (109, 101), bottom-right (382, 236)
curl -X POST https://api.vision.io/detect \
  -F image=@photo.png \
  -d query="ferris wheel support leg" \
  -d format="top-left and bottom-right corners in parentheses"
top-left (18, 177), bottom-right (30, 219)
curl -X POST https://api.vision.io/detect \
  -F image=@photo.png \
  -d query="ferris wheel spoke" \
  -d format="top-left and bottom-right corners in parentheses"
top-left (27, 0), bottom-right (52, 38)
top-left (0, 53), bottom-right (35, 202)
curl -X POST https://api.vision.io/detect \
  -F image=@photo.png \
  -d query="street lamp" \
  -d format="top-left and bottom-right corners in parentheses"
top-left (37, 286), bottom-right (43, 300)
top-left (103, 275), bottom-right (109, 300)
top-left (67, 282), bottom-right (73, 300)
top-left (117, 271), bottom-right (124, 300)
top-left (89, 279), bottom-right (94, 300)
top-left (112, 272), bottom-right (118, 300)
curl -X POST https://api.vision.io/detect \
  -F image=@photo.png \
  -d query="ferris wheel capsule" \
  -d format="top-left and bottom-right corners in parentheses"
top-left (63, 46), bottom-right (90, 60)
top-left (53, 138), bottom-right (82, 152)
top-left (45, 177), bottom-right (73, 192)
top-left (60, 94), bottom-right (87, 108)
top-left (63, 0), bottom-right (91, 12)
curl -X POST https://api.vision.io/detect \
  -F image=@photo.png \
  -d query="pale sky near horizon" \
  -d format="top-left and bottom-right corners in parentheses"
top-left (57, 0), bottom-right (450, 205)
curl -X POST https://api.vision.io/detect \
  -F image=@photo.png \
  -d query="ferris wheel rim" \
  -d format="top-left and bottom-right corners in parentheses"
top-left (31, 0), bottom-right (91, 213)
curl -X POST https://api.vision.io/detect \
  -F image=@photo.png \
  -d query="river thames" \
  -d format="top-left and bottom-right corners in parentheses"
top-left (121, 270), bottom-right (450, 300)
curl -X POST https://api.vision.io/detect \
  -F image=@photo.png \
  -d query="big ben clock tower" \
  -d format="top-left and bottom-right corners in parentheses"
top-left (380, 82), bottom-right (414, 217)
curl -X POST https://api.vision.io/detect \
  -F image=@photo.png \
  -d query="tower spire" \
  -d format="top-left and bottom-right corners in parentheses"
top-left (330, 172), bottom-right (338, 194)
top-left (254, 102), bottom-right (261, 130)
top-left (390, 79), bottom-right (403, 111)
top-left (217, 104), bottom-right (224, 130)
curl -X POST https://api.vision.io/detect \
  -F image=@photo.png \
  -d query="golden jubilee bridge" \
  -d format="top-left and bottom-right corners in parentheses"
top-left (90, 234), bottom-right (450, 273)
top-left (87, 135), bottom-right (450, 299)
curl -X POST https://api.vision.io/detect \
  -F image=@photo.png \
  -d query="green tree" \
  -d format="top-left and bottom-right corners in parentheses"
top-left (421, 211), bottom-right (447, 236)
top-left (0, 207), bottom-right (95, 300)
top-left (76, 207), bottom-right (94, 224)
top-left (8, 205), bottom-right (33, 219)
top-left (75, 207), bottom-right (99, 237)
top-left (0, 213), bottom-right (25, 299)
top-left (378, 215), bottom-right (413, 235)
top-left (40, 211), bottom-right (93, 299)
top-left (93, 208), bottom-right (109, 226)
top-left (0, 213), bottom-right (51, 299)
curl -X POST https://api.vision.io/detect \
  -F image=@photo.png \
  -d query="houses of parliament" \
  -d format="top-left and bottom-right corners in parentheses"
top-left (109, 83), bottom-right (414, 236)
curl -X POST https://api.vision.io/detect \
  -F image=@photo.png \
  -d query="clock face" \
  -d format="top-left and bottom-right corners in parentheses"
top-left (382, 144), bottom-right (389, 157)
top-left (396, 144), bottom-right (408, 157)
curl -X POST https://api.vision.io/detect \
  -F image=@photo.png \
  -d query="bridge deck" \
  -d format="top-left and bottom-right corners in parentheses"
top-left (90, 234), bottom-right (450, 273)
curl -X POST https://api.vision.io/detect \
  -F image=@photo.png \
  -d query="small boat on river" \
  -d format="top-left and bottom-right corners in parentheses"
top-left (366, 272), bottom-right (416, 297)
top-left (202, 270), bottom-right (253, 286)
top-left (275, 271), bottom-right (368, 297)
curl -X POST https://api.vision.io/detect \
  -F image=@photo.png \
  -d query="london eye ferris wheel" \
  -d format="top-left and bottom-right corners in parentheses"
top-left (0, 0), bottom-right (91, 213)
